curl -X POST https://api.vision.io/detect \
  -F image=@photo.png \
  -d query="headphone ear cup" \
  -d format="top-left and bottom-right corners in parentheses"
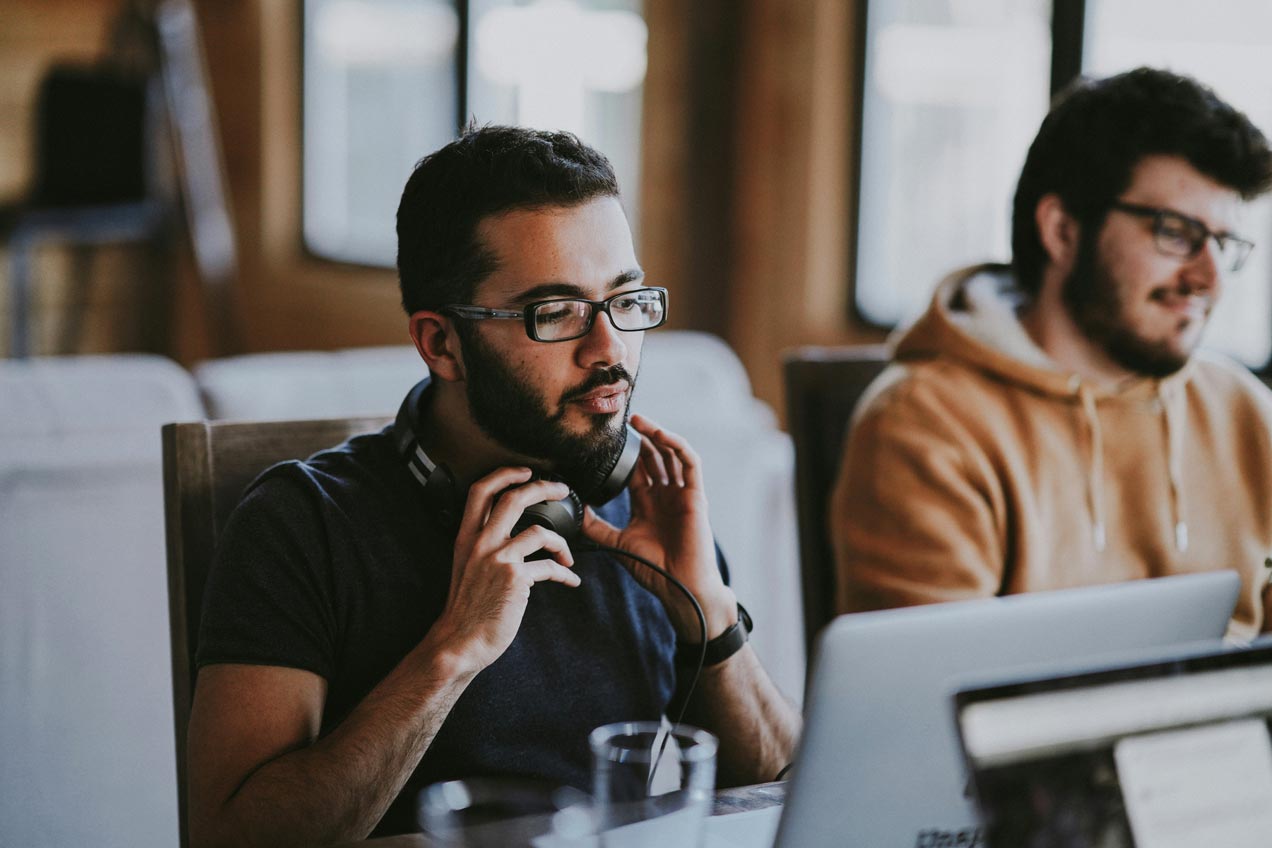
top-left (512, 490), bottom-right (583, 542)
top-left (584, 424), bottom-right (641, 505)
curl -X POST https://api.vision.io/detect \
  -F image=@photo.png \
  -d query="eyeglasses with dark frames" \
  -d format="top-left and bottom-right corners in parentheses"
top-left (1109, 201), bottom-right (1255, 273)
top-left (444, 286), bottom-right (669, 343)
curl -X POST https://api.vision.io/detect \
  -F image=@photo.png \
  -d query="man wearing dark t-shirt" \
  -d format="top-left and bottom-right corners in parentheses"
top-left (187, 127), bottom-right (801, 847)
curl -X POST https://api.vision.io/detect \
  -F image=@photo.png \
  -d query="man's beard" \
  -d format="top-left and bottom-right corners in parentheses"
top-left (1061, 229), bottom-right (1198, 378)
top-left (458, 327), bottom-right (635, 497)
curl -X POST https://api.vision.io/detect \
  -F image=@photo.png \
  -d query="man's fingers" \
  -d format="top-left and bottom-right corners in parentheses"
top-left (505, 525), bottom-right (574, 569)
top-left (639, 433), bottom-right (670, 486)
top-left (582, 505), bottom-right (621, 548)
top-left (642, 419), bottom-right (703, 490)
top-left (482, 479), bottom-right (572, 540)
top-left (659, 438), bottom-right (686, 487)
top-left (501, 526), bottom-right (581, 588)
top-left (522, 558), bottom-right (583, 588)
top-left (460, 467), bottom-right (534, 539)
top-left (454, 467), bottom-right (534, 568)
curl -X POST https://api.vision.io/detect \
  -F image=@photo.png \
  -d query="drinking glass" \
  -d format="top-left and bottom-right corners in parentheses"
top-left (590, 722), bottom-right (718, 848)
top-left (417, 777), bottom-right (594, 847)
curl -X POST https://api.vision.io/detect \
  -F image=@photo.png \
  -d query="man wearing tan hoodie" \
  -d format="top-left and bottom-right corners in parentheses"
top-left (832, 68), bottom-right (1272, 639)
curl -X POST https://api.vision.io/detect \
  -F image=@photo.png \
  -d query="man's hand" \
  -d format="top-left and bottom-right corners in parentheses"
top-left (582, 414), bottom-right (737, 640)
top-left (424, 467), bottom-right (580, 676)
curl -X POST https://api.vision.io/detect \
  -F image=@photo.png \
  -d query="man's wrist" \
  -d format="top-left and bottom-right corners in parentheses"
top-left (700, 586), bottom-right (739, 640)
top-left (414, 625), bottom-right (485, 684)
top-left (675, 602), bottom-right (753, 668)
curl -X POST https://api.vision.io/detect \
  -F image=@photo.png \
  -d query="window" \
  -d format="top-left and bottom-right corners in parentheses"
top-left (302, 0), bottom-right (647, 268)
top-left (853, 0), bottom-right (1053, 328)
top-left (853, 1), bottom-right (1272, 368)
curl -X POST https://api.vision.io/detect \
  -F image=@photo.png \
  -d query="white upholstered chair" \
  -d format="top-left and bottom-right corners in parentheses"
top-left (0, 355), bottom-right (202, 848)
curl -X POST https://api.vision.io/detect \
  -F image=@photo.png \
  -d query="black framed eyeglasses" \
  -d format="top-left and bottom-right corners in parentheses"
top-left (1109, 201), bottom-right (1255, 273)
top-left (444, 286), bottom-right (668, 343)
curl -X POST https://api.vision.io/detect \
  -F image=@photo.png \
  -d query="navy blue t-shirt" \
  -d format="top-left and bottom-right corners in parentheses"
top-left (197, 422), bottom-right (718, 836)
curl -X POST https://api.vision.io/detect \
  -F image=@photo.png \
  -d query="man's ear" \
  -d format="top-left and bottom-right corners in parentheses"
top-left (1035, 193), bottom-right (1081, 275)
top-left (409, 311), bottom-right (465, 382)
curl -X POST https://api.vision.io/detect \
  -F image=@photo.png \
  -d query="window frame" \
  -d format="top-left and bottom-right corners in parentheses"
top-left (847, 0), bottom-right (1092, 334)
top-left (298, 0), bottom-right (471, 269)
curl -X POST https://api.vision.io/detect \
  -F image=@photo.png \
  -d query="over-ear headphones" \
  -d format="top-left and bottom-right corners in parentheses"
top-left (392, 378), bottom-right (641, 540)
top-left (394, 382), bottom-right (721, 755)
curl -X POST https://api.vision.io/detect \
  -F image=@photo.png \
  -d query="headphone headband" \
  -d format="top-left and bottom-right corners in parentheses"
top-left (393, 378), bottom-right (459, 519)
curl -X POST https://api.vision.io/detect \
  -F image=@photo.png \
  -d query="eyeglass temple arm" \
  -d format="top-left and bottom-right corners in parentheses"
top-left (445, 306), bottom-right (523, 319)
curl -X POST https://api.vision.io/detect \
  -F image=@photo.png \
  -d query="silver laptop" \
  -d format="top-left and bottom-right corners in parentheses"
top-left (773, 572), bottom-right (1241, 848)
top-left (955, 639), bottom-right (1272, 847)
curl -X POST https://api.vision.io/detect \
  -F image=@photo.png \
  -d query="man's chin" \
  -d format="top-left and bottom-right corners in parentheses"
top-left (1105, 334), bottom-right (1194, 377)
top-left (560, 404), bottom-right (626, 434)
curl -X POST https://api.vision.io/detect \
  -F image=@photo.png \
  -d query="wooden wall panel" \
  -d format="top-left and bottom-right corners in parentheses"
top-left (641, 0), bottom-right (881, 416)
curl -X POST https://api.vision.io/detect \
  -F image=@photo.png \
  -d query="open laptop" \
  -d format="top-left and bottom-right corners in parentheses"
top-left (955, 639), bottom-right (1272, 848)
top-left (772, 571), bottom-right (1241, 848)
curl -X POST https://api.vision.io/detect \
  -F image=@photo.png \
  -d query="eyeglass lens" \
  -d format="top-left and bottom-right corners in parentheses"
top-left (1153, 213), bottom-right (1251, 272)
top-left (531, 290), bottom-right (666, 341)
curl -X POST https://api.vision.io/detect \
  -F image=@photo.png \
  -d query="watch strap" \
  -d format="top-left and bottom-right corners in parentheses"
top-left (676, 602), bottom-right (753, 668)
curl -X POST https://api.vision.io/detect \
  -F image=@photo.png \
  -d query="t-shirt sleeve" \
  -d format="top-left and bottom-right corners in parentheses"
top-left (196, 464), bottom-right (340, 680)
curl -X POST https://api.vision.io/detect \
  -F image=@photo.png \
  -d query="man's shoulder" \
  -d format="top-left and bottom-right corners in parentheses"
top-left (1186, 350), bottom-right (1272, 416)
top-left (237, 425), bottom-right (401, 516)
top-left (855, 355), bottom-right (1008, 425)
top-left (1190, 349), bottom-right (1270, 388)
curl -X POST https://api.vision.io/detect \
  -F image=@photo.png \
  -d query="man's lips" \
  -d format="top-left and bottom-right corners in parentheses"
top-left (1151, 289), bottom-right (1210, 322)
top-left (568, 383), bottom-right (629, 414)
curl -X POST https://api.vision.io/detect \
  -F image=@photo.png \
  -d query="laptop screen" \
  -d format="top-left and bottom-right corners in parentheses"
top-left (955, 642), bottom-right (1272, 848)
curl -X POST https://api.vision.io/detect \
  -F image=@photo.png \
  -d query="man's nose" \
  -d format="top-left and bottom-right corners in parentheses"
top-left (1182, 237), bottom-right (1223, 292)
top-left (576, 308), bottom-right (628, 368)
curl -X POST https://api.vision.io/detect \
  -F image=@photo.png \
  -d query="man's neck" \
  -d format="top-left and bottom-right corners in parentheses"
top-left (419, 384), bottom-right (537, 486)
top-left (1019, 278), bottom-right (1137, 389)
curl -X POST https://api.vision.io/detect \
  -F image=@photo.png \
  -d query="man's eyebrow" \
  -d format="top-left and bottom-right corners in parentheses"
top-left (507, 269), bottom-right (646, 305)
top-left (1161, 206), bottom-right (1240, 239)
top-left (607, 268), bottom-right (646, 291)
top-left (508, 283), bottom-right (587, 304)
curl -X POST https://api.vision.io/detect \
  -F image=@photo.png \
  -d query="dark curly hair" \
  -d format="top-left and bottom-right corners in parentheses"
top-left (1011, 67), bottom-right (1272, 296)
top-left (396, 125), bottom-right (620, 315)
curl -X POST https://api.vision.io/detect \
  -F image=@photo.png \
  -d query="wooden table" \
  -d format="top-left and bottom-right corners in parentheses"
top-left (335, 782), bottom-right (787, 847)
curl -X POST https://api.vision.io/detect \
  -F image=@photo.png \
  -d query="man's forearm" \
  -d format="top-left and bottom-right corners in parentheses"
top-left (682, 645), bottom-right (802, 787)
top-left (192, 644), bottom-right (476, 848)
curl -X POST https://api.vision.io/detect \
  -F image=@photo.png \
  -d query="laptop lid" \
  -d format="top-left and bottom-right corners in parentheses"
top-left (773, 571), bottom-right (1240, 848)
top-left (955, 639), bottom-right (1272, 848)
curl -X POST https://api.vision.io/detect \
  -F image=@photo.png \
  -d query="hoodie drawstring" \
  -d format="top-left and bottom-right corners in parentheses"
top-left (1075, 380), bottom-right (1188, 556)
top-left (1160, 384), bottom-right (1189, 553)
top-left (1077, 386), bottom-right (1107, 553)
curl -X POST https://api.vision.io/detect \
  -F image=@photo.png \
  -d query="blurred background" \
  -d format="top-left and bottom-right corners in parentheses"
top-left (2, 4), bottom-right (1271, 846)
top-left (2, 0), bottom-right (1271, 410)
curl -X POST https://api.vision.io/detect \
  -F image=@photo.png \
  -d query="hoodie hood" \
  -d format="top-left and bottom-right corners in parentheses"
top-left (895, 263), bottom-right (1193, 554)
top-left (895, 263), bottom-right (1195, 401)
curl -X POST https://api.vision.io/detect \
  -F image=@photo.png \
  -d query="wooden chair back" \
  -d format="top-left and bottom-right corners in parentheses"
top-left (161, 416), bottom-right (389, 847)
top-left (782, 346), bottom-right (890, 654)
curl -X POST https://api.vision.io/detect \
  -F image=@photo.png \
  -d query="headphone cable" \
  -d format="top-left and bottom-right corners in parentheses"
top-left (577, 541), bottom-right (708, 794)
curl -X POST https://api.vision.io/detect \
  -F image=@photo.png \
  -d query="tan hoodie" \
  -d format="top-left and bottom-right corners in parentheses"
top-left (831, 263), bottom-right (1272, 639)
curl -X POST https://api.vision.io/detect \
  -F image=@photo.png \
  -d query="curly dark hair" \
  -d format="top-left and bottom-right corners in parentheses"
top-left (1011, 67), bottom-right (1272, 296)
top-left (396, 125), bottom-right (621, 314)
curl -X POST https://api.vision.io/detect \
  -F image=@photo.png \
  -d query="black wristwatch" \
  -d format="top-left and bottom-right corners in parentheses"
top-left (676, 603), bottom-right (753, 668)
